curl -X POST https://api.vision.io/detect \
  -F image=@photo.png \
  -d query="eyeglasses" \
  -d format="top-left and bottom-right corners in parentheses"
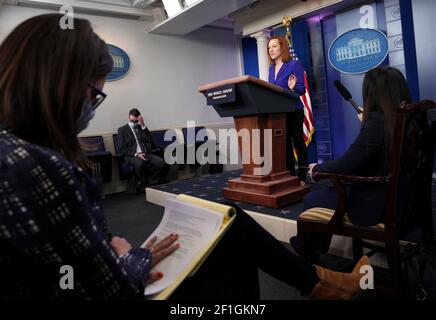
top-left (88, 82), bottom-right (107, 110)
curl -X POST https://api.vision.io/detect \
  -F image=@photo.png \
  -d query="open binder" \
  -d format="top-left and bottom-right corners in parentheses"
top-left (143, 194), bottom-right (236, 300)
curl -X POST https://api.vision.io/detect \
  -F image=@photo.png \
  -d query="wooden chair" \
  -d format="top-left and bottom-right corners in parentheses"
top-left (296, 100), bottom-right (436, 297)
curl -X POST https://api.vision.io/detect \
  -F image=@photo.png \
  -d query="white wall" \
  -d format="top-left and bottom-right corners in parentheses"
top-left (0, 5), bottom-right (240, 133)
top-left (0, 5), bottom-right (243, 194)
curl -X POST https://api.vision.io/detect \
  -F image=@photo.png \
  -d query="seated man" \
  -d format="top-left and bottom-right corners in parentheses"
top-left (117, 108), bottom-right (169, 191)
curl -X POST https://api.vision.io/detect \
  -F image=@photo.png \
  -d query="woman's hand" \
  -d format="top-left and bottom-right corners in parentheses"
top-left (110, 237), bottom-right (133, 257)
top-left (145, 233), bottom-right (180, 268)
top-left (308, 163), bottom-right (318, 179)
top-left (144, 233), bottom-right (180, 283)
top-left (288, 74), bottom-right (297, 91)
top-left (357, 107), bottom-right (364, 122)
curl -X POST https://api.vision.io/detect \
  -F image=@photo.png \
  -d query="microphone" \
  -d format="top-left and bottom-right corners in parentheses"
top-left (334, 80), bottom-right (363, 114)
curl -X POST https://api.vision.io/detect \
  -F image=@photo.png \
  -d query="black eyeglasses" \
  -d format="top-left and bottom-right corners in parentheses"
top-left (88, 82), bottom-right (107, 110)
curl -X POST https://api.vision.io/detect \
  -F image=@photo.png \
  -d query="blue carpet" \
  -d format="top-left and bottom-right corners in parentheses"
top-left (151, 169), bottom-right (326, 220)
top-left (152, 171), bottom-right (436, 238)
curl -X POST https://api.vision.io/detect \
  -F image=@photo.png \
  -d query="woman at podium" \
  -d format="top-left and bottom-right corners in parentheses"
top-left (267, 36), bottom-right (308, 183)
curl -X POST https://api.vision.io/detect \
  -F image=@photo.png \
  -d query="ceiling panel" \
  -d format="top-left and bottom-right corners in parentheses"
top-left (5, 0), bottom-right (155, 20)
top-left (151, 0), bottom-right (255, 35)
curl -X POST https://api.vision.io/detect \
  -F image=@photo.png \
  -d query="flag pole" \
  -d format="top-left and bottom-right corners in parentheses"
top-left (281, 16), bottom-right (315, 149)
top-left (282, 16), bottom-right (292, 44)
top-left (282, 16), bottom-right (296, 60)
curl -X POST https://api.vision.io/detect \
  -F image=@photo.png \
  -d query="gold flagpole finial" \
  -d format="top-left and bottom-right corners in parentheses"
top-left (282, 16), bottom-right (292, 28)
top-left (282, 16), bottom-right (293, 46)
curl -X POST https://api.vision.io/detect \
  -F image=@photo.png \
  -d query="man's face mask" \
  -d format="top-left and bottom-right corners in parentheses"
top-left (128, 121), bottom-right (139, 128)
top-left (128, 117), bottom-right (139, 128)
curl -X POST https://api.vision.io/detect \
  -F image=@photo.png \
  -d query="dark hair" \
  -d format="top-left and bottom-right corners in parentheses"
top-left (362, 66), bottom-right (411, 154)
top-left (0, 14), bottom-right (113, 165)
top-left (129, 108), bottom-right (141, 117)
top-left (267, 36), bottom-right (292, 65)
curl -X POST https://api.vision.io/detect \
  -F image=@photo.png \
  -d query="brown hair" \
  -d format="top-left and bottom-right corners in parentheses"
top-left (0, 14), bottom-right (112, 165)
top-left (267, 36), bottom-right (291, 65)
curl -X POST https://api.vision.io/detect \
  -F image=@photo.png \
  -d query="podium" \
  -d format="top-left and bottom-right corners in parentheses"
top-left (198, 76), bottom-right (310, 208)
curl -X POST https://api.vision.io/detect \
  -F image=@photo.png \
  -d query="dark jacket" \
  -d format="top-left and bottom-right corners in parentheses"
top-left (313, 111), bottom-right (388, 225)
top-left (0, 128), bottom-right (152, 299)
top-left (117, 124), bottom-right (157, 158)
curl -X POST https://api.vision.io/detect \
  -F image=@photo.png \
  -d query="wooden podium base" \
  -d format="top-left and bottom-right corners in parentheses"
top-left (223, 173), bottom-right (310, 208)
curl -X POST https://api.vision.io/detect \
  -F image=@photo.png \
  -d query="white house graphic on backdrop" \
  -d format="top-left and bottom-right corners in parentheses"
top-left (112, 55), bottom-right (125, 68)
top-left (336, 37), bottom-right (381, 61)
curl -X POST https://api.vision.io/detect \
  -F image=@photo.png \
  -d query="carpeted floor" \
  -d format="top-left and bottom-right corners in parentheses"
top-left (101, 175), bottom-right (436, 300)
top-left (102, 193), bottom-right (307, 299)
top-left (150, 169), bottom-right (324, 220)
top-left (102, 192), bottom-right (388, 299)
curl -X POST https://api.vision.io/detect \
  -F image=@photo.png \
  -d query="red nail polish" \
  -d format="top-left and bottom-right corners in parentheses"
top-left (158, 272), bottom-right (164, 279)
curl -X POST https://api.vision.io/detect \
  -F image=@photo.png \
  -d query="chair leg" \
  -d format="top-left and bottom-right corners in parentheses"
top-left (352, 238), bottom-right (363, 263)
top-left (143, 175), bottom-right (150, 187)
top-left (421, 205), bottom-right (434, 245)
top-left (296, 221), bottom-right (306, 257)
top-left (296, 222), bottom-right (316, 263)
top-left (385, 240), bottom-right (404, 298)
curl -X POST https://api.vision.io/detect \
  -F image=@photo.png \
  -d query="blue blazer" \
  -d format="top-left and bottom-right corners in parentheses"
top-left (268, 60), bottom-right (306, 110)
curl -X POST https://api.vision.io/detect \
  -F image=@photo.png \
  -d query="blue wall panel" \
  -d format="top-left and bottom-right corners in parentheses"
top-left (241, 37), bottom-right (259, 77)
top-left (408, 0), bottom-right (435, 101)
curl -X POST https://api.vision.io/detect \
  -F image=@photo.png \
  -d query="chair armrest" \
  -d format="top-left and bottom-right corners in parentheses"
top-left (113, 153), bottom-right (135, 162)
top-left (112, 154), bottom-right (124, 160)
top-left (313, 172), bottom-right (391, 183)
top-left (305, 172), bottom-right (391, 228)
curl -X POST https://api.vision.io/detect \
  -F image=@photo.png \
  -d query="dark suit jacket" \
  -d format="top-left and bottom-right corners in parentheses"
top-left (313, 111), bottom-right (389, 225)
top-left (117, 124), bottom-right (157, 158)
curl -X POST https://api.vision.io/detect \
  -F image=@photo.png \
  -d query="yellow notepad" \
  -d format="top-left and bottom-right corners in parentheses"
top-left (145, 194), bottom-right (236, 300)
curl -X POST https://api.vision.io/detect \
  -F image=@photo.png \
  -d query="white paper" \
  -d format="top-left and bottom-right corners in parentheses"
top-left (143, 198), bottom-right (223, 296)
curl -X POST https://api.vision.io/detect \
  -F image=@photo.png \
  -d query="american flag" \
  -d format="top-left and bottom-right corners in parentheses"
top-left (286, 36), bottom-right (315, 150)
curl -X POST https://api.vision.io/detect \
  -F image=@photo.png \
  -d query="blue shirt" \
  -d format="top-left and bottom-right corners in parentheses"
top-left (0, 128), bottom-right (152, 299)
top-left (268, 60), bottom-right (306, 110)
